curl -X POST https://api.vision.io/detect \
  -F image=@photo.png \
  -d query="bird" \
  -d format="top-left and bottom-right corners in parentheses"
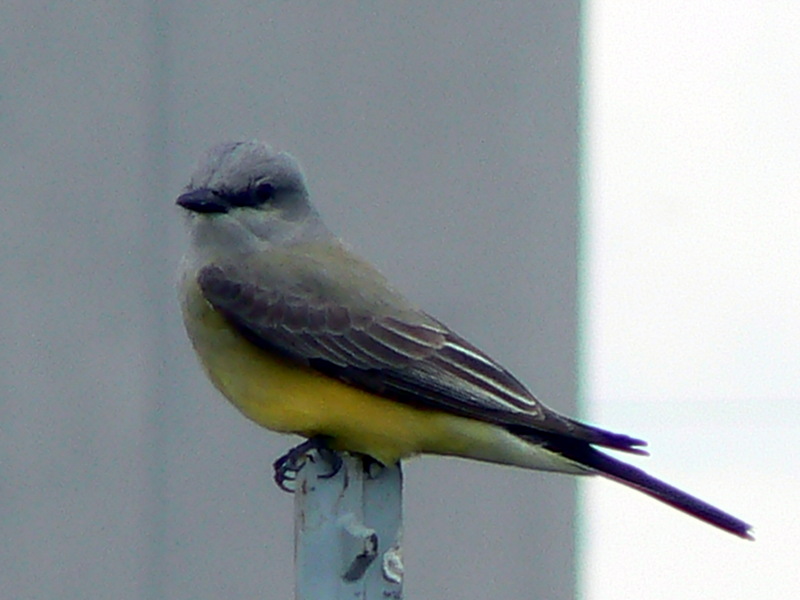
top-left (176, 140), bottom-right (752, 539)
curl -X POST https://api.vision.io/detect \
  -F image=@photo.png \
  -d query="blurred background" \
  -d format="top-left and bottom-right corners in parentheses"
top-left (1, 2), bottom-right (796, 599)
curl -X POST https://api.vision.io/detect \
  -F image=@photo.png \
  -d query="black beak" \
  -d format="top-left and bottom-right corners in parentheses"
top-left (176, 189), bottom-right (229, 214)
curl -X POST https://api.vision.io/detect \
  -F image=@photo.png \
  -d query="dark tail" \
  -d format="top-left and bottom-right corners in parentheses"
top-left (557, 442), bottom-right (753, 539)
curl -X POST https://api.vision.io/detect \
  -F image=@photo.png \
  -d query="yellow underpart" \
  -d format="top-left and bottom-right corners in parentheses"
top-left (181, 279), bottom-right (586, 474)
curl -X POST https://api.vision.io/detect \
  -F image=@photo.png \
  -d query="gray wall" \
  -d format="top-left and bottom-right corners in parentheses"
top-left (1, 3), bottom-right (581, 599)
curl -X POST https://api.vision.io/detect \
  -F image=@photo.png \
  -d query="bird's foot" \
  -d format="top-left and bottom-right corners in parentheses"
top-left (360, 454), bottom-right (386, 479)
top-left (272, 436), bottom-right (343, 493)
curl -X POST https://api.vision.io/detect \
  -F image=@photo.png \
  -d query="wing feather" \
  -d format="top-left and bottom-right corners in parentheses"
top-left (197, 262), bottom-right (646, 453)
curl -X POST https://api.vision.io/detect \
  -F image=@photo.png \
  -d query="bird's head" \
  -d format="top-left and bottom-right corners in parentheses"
top-left (177, 141), bottom-right (328, 257)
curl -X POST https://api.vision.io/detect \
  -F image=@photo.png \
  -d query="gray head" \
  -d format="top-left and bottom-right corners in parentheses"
top-left (177, 141), bottom-right (330, 256)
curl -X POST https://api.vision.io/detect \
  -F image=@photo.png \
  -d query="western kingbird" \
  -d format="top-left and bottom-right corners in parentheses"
top-left (177, 140), bottom-right (752, 539)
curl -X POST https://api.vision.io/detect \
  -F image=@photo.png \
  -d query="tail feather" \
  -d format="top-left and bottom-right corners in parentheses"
top-left (559, 443), bottom-right (753, 539)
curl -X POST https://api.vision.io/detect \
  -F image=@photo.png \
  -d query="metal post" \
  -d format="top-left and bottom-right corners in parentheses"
top-left (294, 453), bottom-right (403, 599)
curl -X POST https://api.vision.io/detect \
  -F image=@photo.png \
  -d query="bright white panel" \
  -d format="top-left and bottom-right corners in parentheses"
top-left (582, 2), bottom-right (800, 598)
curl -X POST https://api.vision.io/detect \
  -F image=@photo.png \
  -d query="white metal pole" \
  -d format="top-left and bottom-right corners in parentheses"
top-left (294, 453), bottom-right (403, 599)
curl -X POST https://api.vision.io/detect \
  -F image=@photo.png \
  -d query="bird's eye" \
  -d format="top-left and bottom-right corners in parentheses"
top-left (253, 182), bottom-right (276, 204)
top-left (226, 182), bottom-right (276, 208)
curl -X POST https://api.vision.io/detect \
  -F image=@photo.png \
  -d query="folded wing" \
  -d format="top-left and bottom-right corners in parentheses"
top-left (198, 260), bottom-right (646, 454)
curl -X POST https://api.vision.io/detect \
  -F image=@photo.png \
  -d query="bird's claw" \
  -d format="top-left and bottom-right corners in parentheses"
top-left (273, 437), bottom-right (343, 493)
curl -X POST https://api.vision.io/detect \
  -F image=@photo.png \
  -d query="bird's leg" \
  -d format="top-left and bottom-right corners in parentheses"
top-left (360, 454), bottom-right (387, 479)
top-left (272, 436), bottom-right (343, 492)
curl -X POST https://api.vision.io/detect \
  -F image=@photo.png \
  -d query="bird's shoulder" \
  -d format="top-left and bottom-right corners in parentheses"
top-left (199, 240), bottom-right (425, 321)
